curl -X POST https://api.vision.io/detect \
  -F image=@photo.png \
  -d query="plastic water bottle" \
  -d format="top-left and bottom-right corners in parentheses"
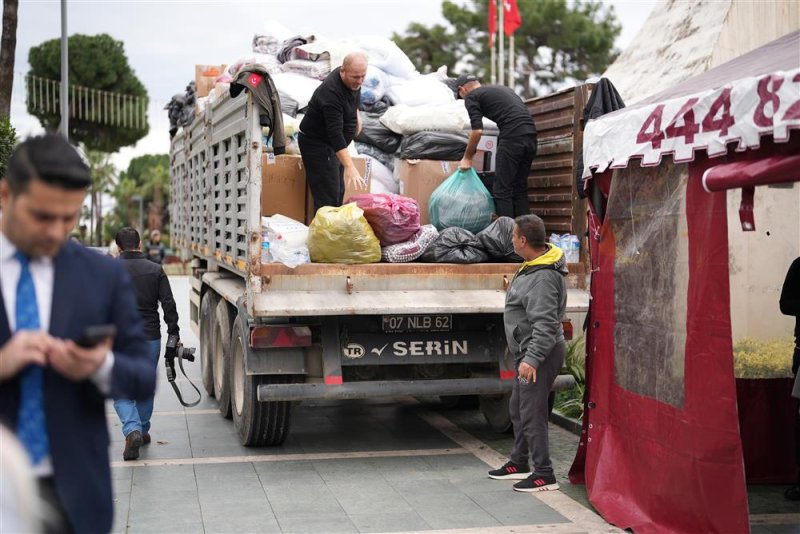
top-left (565, 234), bottom-right (580, 264)
top-left (549, 233), bottom-right (563, 250)
top-left (261, 231), bottom-right (271, 263)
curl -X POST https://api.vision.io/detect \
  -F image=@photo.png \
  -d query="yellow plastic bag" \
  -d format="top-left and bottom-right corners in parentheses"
top-left (308, 203), bottom-right (382, 264)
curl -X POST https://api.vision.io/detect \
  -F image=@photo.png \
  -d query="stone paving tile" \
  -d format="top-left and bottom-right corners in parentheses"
top-left (349, 511), bottom-right (431, 533)
top-left (276, 512), bottom-right (359, 533)
top-left (265, 485), bottom-right (345, 517)
top-left (257, 467), bottom-right (327, 489)
top-left (403, 492), bottom-right (487, 515)
top-left (335, 492), bottom-right (415, 516)
top-left (416, 509), bottom-right (502, 530)
top-left (111, 492), bottom-right (130, 534)
top-left (130, 464), bottom-right (196, 488)
top-left (389, 478), bottom-right (462, 496)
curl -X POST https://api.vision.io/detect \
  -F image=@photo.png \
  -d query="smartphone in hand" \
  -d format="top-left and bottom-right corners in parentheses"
top-left (75, 325), bottom-right (117, 348)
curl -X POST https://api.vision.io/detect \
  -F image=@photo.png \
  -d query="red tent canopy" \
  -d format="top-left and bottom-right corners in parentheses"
top-left (572, 31), bottom-right (799, 534)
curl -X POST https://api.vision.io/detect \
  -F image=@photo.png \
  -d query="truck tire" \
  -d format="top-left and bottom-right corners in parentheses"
top-left (480, 393), bottom-right (512, 433)
top-left (480, 392), bottom-right (557, 433)
top-left (230, 313), bottom-right (292, 446)
top-left (213, 299), bottom-right (233, 419)
top-left (199, 291), bottom-right (219, 397)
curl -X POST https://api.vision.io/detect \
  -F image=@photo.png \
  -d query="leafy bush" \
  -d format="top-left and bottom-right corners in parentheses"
top-left (0, 117), bottom-right (17, 180)
top-left (554, 335), bottom-right (586, 420)
top-left (733, 337), bottom-right (794, 379)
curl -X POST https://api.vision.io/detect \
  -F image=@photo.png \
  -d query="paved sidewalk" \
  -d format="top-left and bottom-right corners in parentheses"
top-left (105, 277), bottom-right (800, 533)
top-left (105, 275), bottom-right (617, 533)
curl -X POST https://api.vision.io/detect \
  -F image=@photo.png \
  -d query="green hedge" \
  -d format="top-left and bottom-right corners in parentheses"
top-left (733, 337), bottom-right (794, 379)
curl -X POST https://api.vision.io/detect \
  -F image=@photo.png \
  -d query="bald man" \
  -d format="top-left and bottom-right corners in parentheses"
top-left (299, 52), bottom-right (367, 214)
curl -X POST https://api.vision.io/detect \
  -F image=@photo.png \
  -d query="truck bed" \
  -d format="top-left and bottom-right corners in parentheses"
top-left (203, 262), bottom-right (589, 317)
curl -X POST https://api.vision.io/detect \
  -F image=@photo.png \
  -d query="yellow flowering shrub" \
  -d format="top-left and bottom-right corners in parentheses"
top-left (733, 337), bottom-right (795, 378)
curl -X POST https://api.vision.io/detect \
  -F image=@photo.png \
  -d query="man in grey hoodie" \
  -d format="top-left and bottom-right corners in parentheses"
top-left (488, 214), bottom-right (567, 492)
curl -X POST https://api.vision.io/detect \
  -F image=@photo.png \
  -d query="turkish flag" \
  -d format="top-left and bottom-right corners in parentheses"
top-left (504, 0), bottom-right (521, 35)
top-left (488, 0), bottom-right (497, 46)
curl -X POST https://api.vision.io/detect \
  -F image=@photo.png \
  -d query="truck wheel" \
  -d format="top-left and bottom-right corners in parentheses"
top-left (199, 291), bottom-right (219, 397)
top-left (480, 393), bottom-right (512, 433)
top-left (213, 299), bottom-right (233, 419)
top-left (230, 314), bottom-right (292, 446)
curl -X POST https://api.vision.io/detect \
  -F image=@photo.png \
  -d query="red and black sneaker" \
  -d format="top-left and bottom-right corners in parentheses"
top-left (488, 461), bottom-right (531, 480)
top-left (513, 473), bottom-right (559, 492)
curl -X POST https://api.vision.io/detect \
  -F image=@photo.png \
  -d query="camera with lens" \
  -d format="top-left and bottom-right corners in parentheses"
top-left (164, 335), bottom-right (202, 407)
top-left (165, 334), bottom-right (195, 381)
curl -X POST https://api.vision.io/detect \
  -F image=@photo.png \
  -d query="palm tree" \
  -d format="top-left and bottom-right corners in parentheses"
top-left (85, 149), bottom-right (117, 246)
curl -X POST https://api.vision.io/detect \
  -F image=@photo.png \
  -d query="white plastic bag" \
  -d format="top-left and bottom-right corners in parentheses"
top-left (384, 75), bottom-right (455, 107)
top-left (351, 35), bottom-right (417, 79)
top-left (261, 214), bottom-right (310, 268)
top-left (380, 102), bottom-right (468, 135)
top-left (272, 72), bottom-right (322, 109)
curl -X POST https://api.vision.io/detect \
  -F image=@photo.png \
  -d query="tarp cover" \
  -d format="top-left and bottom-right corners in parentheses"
top-left (572, 31), bottom-right (800, 534)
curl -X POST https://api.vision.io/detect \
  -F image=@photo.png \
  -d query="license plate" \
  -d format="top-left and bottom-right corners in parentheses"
top-left (382, 314), bottom-right (452, 333)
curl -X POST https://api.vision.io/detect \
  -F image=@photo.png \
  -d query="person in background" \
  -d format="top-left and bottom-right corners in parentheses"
top-left (299, 51), bottom-right (367, 214)
top-left (782, 256), bottom-right (800, 500)
top-left (145, 229), bottom-right (166, 264)
top-left (0, 134), bottom-right (155, 533)
top-left (487, 214), bottom-right (567, 492)
top-left (457, 74), bottom-right (537, 219)
top-left (114, 226), bottom-right (180, 461)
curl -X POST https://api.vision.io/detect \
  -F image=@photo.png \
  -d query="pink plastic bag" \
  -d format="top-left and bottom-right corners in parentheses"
top-left (346, 193), bottom-right (420, 246)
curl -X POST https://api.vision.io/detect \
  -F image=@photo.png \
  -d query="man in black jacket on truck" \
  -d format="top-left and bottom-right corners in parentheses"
top-left (299, 51), bottom-right (367, 214)
top-left (113, 226), bottom-right (181, 460)
top-left (457, 74), bottom-right (537, 219)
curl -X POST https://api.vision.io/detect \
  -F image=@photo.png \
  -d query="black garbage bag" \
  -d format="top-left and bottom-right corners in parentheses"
top-left (354, 142), bottom-right (395, 172)
top-left (400, 131), bottom-right (468, 161)
top-left (359, 97), bottom-right (391, 114)
top-left (419, 227), bottom-right (489, 264)
top-left (164, 81), bottom-right (197, 138)
top-left (476, 216), bottom-right (523, 262)
top-left (356, 113), bottom-right (402, 153)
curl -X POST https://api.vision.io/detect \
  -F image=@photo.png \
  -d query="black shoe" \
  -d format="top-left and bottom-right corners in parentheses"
top-left (785, 485), bottom-right (800, 501)
top-left (142, 433), bottom-right (151, 445)
top-left (123, 430), bottom-right (143, 461)
top-left (513, 473), bottom-right (559, 492)
top-left (488, 461), bottom-right (531, 480)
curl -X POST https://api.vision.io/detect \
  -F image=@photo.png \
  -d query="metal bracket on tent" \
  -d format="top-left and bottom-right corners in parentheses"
top-left (738, 186), bottom-right (755, 232)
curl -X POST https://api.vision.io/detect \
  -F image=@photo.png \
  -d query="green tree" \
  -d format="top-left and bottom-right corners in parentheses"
top-left (105, 154), bottom-right (170, 243)
top-left (85, 149), bottom-right (116, 246)
top-left (394, 0), bottom-right (621, 98)
top-left (27, 33), bottom-right (149, 152)
top-left (0, 116), bottom-right (16, 179)
top-left (392, 23), bottom-right (461, 75)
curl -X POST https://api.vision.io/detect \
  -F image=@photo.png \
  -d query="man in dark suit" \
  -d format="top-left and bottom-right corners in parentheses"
top-left (0, 134), bottom-right (156, 534)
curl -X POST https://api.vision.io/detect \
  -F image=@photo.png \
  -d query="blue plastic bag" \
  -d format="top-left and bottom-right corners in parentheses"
top-left (428, 168), bottom-right (495, 234)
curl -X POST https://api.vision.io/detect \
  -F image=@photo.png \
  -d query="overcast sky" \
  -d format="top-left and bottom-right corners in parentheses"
top-left (9, 0), bottom-right (659, 170)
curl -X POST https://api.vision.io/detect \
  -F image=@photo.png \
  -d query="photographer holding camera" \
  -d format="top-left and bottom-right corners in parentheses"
top-left (113, 227), bottom-right (180, 461)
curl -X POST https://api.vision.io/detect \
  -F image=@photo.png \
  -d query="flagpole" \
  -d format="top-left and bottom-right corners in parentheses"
top-left (491, 41), bottom-right (496, 84)
top-left (498, 0), bottom-right (504, 86)
top-left (509, 33), bottom-right (514, 89)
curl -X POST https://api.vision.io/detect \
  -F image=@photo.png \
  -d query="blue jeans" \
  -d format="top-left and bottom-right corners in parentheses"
top-left (114, 338), bottom-right (161, 437)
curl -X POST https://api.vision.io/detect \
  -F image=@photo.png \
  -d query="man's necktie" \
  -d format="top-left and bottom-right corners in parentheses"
top-left (14, 251), bottom-right (50, 464)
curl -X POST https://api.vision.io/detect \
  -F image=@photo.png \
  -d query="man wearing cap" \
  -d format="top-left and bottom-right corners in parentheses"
top-left (299, 51), bottom-right (367, 215)
top-left (457, 75), bottom-right (537, 218)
